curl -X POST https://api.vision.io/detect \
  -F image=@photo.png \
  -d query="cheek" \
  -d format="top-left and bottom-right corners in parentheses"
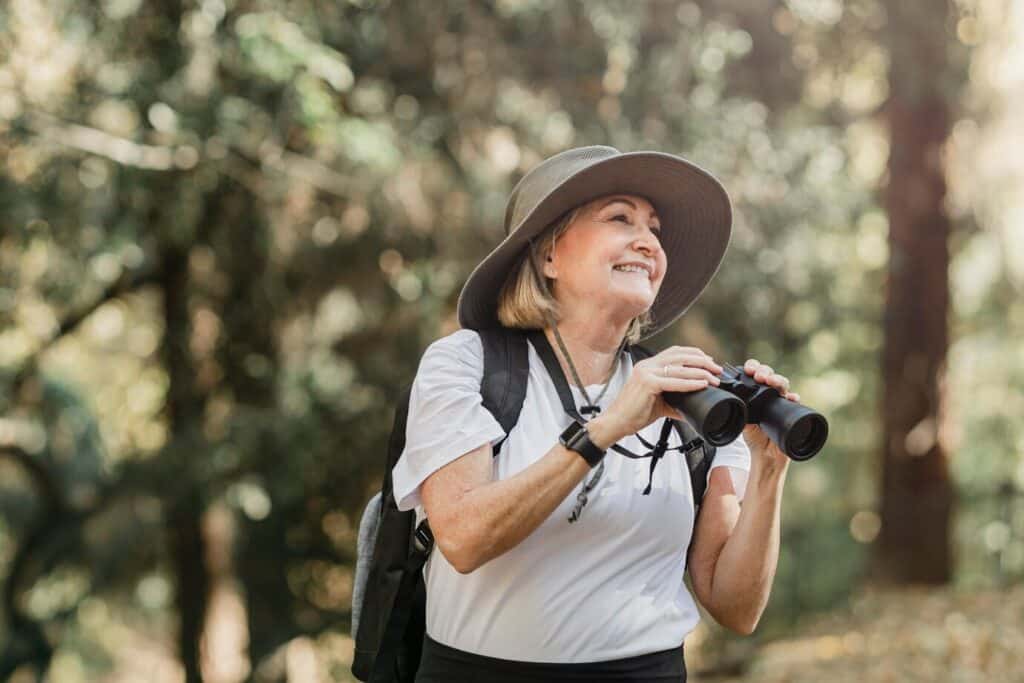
top-left (655, 251), bottom-right (669, 283)
top-left (553, 241), bottom-right (607, 285)
top-left (571, 238), bottom-right (613, 270)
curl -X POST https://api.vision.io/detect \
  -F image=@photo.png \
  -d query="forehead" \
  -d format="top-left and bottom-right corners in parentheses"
top-left (588, 194), bottom-right (660, 220)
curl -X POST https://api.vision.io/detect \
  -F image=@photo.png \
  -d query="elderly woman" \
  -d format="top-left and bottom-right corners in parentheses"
top-left (391, 146), bottom-right (798, 682)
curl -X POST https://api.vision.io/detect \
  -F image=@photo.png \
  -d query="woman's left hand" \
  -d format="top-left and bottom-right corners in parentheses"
top-left (738, 358), bottom-right (800, 465)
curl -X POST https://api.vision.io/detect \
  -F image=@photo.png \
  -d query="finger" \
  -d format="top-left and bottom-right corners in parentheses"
top-left (657, 351), bottom-right (723, 375)
top-left (664, 345), bottom-right (713, 357)
top-left (754, 364), bottom-right (774, 380)
top-left (666, 366), bottom-right (722, 385)
top-left (786, 392), bottom-right (801, 402)
top-left (650, 347), bottom-right (713, 368)
top-left (655, 375), bottom-right (713, 392)
top-left (744, 358), bottom-right (760, 374)
top-left (661, 363), bottom-right (723, 385)
top-left (654, 348), bottom-right (716, 364)
top-left (658, 346), bottom-right (720, 365)
top-left (645, 360), bottom-right (722, 381)
top-left (654, 365), bottom-right (720, 385)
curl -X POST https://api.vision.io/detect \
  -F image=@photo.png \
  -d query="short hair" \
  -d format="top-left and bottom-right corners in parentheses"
top-left (496, 201), bottom-right (653, 345)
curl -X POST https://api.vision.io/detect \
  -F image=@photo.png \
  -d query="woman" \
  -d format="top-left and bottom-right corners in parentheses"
top-left (391, 146), bottom-right (798, 682)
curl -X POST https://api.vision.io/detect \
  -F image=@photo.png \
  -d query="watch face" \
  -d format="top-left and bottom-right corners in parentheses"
top-left (560, 421), bottom-right (584, 445)
top-left (559, 420), bottom-right (604, 468)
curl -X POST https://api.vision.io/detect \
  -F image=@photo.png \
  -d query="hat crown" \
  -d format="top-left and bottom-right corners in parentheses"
top-left (503, 145), bottom-right (621, 235)
top-left (459, 145), bottom-right (732, 340)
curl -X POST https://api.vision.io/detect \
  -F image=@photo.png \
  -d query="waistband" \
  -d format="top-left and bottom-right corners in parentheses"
top-left (415, 633), bottom-right (686, 683)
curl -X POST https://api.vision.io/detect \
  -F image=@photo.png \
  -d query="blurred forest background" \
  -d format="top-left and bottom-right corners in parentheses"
top-left (2, 0), bottom-right (1023, 681)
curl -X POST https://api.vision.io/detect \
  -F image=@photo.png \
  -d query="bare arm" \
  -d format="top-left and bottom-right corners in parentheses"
top-left (687, 457), bottom-right (788, 635)
top-left (687, 358), bottom-right (797, 634)
top-left (419, 416), bottom-right (621, 574)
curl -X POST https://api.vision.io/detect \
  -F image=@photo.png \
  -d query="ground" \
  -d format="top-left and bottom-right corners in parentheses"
top-left (706, 583), bottom-right (1024, 682)
top-left (333, 583), bottom-right (1024, 682)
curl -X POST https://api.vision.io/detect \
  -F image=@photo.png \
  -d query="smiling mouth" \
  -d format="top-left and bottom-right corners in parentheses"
top-left (612, 264), bottom-right (652, 278)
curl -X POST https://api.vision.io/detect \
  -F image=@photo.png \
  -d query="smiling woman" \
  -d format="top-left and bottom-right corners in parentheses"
top-left (377, 145), bottom-right (798, 683)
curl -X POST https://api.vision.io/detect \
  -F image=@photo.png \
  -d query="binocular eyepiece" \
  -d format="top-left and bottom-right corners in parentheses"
top-left (663, 363), bottom-right (829, 461)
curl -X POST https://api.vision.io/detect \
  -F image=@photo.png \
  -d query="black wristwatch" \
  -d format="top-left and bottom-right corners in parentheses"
top-left (559, 421), bottom-right (606, 468)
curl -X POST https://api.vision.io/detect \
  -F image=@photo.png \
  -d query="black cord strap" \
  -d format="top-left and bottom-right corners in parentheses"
top-left (641, 418), bottom-right (675, 495)
top-left (527, 330), bottom-right (708, 506)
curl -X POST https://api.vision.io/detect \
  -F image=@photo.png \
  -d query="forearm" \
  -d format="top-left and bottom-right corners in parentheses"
top-left (707, 457), bottom-right (788, 632)
top-left (441, 417), bottom-right (618, 573)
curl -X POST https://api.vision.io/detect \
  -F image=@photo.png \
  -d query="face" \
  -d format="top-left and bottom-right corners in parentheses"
top-left (543, 193), bottom-right (667, 318)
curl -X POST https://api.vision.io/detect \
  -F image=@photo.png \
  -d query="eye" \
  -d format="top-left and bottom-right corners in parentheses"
top-left (611, 213), bottom-right (630, 223)
top-left (650, 225), bottom-right (662, 238)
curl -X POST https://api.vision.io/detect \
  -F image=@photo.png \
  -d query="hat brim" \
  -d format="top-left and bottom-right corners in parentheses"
top-left (456, 151), bottom-right (732, 340)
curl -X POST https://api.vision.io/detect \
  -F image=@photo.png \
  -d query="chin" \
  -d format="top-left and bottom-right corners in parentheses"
top-left (616, 281), bottom-right (656, 301)
top-left (608, 291), bottom-right (655, 319)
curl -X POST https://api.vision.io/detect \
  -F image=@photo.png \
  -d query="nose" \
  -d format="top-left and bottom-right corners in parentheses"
top-left (632, 229), bottom-right (661, 255)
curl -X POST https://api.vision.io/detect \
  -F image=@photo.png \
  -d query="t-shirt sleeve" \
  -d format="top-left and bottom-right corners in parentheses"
top-left (708, 432), bottom-right (752, 500)
top-left (391, 329), bottom-right (507, 512)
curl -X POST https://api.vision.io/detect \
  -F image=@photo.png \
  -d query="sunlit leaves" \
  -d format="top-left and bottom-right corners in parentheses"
top-left (235, 12), bottom-right (354, 92)
top-left (2, 0), bottom-right (1022, 679)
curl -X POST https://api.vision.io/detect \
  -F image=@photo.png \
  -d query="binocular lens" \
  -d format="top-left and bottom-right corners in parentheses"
top-left (784, 413), bottom-right (829, 461)
top-left (662, 390), bottom-right (747, 446)
top-left (704, 399), bottom-right (746, 445)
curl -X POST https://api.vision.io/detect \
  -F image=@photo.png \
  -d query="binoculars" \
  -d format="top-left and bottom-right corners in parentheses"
top-left (663, 363), bottom-right (829, 461)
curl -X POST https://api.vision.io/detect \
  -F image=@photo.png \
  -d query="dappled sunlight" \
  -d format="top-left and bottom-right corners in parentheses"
top-left (1, 0), bottom-right (1022, 680)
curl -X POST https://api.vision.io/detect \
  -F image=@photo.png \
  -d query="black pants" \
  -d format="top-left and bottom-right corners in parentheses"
top-left (415, 633), bottom-right (687, 683)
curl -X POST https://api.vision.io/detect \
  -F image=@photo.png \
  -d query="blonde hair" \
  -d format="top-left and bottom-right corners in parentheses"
top-left (496, 203), bottom-right (653, 345)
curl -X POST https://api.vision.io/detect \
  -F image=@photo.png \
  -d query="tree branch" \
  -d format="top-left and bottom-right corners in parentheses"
top-left (0, 446), bottom-right (66, 679)
top-left (23, 107), bottom-right (353, 198)
top-left (25, 110), bottom-right (183, 170)
top-left (0, 446), bottom-right (66, 513)
top-left (12, 262), bottom-right (161, 395)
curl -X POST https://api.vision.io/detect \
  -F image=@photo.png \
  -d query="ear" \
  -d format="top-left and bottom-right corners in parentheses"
top-left (542, 253), bottom-right (557, 279)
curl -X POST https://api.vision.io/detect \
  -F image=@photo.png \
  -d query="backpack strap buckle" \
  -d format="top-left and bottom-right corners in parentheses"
top-left (412, 519), bottom-right (434, 555)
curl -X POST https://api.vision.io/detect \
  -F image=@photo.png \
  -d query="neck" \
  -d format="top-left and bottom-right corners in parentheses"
top-left (543, 313), bottom-right (630, 387)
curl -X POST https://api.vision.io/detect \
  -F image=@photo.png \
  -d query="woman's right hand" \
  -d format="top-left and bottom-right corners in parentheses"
top-left (593, 346), bottom-right (723, 444)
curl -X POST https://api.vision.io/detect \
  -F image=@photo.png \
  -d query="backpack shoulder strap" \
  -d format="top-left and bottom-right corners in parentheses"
top-left (353, 382), bottom-right (420, 682)
top-left (627, 343), bottom-right (717, 508)
top-left (354, 328), bottom-right (532, 682)
top-left (477, 327), bottom-right (530, 455)
top-left (672, 417), bottom-right (716, 508)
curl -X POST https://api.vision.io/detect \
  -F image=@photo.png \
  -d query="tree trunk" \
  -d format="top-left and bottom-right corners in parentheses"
top-left (875, 1), bottom-right (957, 584)
top-left (161, 239), bottom-right (210, 683)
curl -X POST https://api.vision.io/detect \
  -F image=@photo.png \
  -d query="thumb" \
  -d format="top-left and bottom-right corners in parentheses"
top-left (742, 423), bottom-right (769, 449)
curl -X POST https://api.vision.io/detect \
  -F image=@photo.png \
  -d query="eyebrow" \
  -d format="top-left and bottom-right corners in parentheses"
top-left (600, 197), bottom-right (660, 224)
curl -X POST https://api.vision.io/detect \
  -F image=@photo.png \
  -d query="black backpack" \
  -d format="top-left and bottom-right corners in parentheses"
top-left (350, 327), bottom-right (716, 682)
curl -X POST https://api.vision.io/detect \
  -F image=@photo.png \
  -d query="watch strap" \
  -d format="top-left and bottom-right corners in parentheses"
top-left (559, 421), bottom-right (606, 467)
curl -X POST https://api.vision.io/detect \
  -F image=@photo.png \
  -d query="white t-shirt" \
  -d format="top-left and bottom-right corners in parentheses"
top-left (392, 329), bottom-right (751, 663)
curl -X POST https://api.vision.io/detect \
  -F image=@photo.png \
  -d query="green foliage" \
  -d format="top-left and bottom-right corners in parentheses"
top-left (0, 0), bottom-right (1018, 679)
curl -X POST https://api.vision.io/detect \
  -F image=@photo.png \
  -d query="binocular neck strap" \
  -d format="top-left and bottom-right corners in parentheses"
top-left (526, 328), bottom-right (605, 423)
top-left (526, 330), bottom-right (679, 468)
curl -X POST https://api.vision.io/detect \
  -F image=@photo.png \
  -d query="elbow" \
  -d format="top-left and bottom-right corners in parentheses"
top-left (451, 558), bottom-right (480, 575)
top-left (703, 595), bottom-right (761, 635)
top-left (717, 609), bottom-right (761, 636)
top-left (446, 547), bottom-right (481, 575)
top-left (433, 527), bottom-right (485, 574)
top-left (727, 617), bottom-right (759, 637)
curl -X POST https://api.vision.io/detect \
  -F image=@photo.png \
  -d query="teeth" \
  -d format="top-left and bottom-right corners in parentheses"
top-left (614, 265), bottom-right (648, 274)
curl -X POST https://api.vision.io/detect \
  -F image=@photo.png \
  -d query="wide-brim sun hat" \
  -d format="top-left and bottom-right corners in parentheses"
top-left (456, 145), bottom-right (733, 341)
